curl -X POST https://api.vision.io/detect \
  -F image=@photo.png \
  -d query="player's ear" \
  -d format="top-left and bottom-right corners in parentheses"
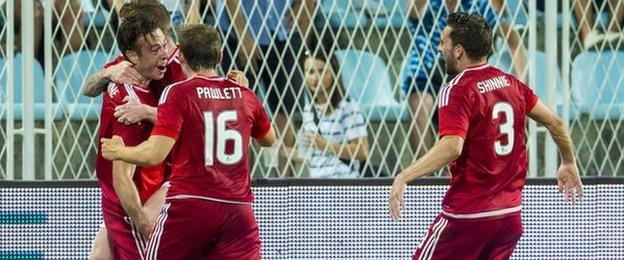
top-left (125, 50), bottom-right (139, 65)
top-left (454, 45), bottom-right (463, 59)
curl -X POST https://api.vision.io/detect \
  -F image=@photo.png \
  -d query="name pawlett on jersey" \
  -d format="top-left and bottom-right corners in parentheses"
top-left (477, 75), bottom-right (510, 93)
top-left (196, 86), bottom-right (243, 100)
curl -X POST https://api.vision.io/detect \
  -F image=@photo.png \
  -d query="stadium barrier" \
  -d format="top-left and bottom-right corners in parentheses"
top-left (1, 177), bottom-right (622, 259)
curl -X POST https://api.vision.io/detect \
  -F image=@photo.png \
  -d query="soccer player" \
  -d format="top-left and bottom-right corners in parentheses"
top-left (388, 12), bottom-right (583, 260)
top-left (95, 15), bottom-right (168, 259)
top-left (100, 24), bottom-right (276, 259)
top-left (88, 1), bottom-right (249, 258)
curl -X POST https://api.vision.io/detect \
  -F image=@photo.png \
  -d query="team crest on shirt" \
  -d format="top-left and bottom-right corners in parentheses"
top-left (108, 84), bottom-right (119, 98)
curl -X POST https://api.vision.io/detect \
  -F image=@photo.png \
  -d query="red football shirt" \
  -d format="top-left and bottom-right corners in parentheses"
top-left (152, 75), bottom-right (271, 204)
top-left (96, 83), bottom-right (163, 215)
top-left (103, 45), bottom-right (186, 99)
top-left (437, 63), bottom-right (539, 220)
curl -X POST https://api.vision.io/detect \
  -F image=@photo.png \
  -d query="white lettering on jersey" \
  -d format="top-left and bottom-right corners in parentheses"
top-left (107, 84), bottom-right (119, 98)
top-left (196, 87), bottom-right (243, 100)
top-left (477, 75), bottom-right (510, 93)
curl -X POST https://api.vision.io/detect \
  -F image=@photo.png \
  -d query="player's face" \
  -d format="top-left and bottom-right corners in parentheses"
top-left (134, 28), bottom-right (168, 81)
top-left (438, 27), bottom-right (459, 75)
top-left (304, 57), bottom-right (334, 99)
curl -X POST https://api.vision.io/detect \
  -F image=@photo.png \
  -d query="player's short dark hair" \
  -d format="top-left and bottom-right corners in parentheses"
top-left (119, 0), bottom-right (171, 33)
top-left (178, 24), bottom-right (223, 71)
top-left (446, 12), bottom-right (493, 60)
top-left (116, 16), bottom-right (161, 57)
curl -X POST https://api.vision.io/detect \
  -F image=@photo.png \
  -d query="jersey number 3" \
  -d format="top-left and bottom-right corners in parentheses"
top-left (492, 102), bottom-right (514, 156)
top-left (204, 111), bottom-right (243, 166)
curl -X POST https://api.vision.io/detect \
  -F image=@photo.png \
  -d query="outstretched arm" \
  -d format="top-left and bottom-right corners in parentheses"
top-left (101, 135), bottom-right (175, 166)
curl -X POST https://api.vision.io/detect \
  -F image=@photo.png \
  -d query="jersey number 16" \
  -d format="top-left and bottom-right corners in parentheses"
top-left (204, 111), bottom-right (243, 166)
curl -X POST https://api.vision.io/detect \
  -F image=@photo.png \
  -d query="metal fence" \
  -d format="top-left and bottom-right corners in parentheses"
top-left (0, 0), bottom-right (623, 179)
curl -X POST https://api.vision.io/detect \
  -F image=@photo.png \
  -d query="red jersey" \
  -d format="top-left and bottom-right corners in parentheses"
top-left (96, 83), bottom-right (164, 215)
top-left (103, 45), bottom-right (185, 99)
top-left (152, 75), bottom-right (271, 204)
top-left (437, 63), bottom-right (539, 220)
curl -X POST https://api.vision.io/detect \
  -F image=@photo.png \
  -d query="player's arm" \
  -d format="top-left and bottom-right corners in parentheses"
top-left (111, 160), bottom-right (152, 238)
top-left (256, 127), bottom-right (277, 147)
top-left (83, 61), bottom-right (143, 97)
top-left (527, 101), bottom-right (583, 201)
top-left (102, 135), bottom-right (175, 166)
top-left (396, 135), bottom-right (463, 182)
top-left (389, 135), bottom-right (464, 220)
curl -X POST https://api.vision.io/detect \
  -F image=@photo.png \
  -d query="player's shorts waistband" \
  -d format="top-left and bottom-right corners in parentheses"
top-left (441, 205), bottom-right (522, 220)
top-left (166, 194), bottom-right (252, 205)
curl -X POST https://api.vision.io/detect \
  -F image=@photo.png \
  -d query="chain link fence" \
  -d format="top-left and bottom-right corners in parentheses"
top-left (0, 0), bottom-right (623, 179)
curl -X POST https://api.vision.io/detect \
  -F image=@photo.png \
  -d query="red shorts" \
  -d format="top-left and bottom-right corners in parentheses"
top-left (413, 213), bottom-right (523, 260)
top-left (145, 198), bottom-right (260, 260)
top-left (102, 211), bottom-right (148, 260)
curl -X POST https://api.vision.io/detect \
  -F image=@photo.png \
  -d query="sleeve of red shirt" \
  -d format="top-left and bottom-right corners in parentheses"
top-left (250, 94), bottom-right (271, 139)
top-left (520, 81), bottom-right (539, 113)
top-left (152, 85), bottom-right (185, 140)
top-left (438, 84), bottom-right (474, 139)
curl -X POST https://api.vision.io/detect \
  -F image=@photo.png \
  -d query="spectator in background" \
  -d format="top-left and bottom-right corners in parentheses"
top-left (1, 0), bottom-right (84, 62)
top-left (284, 49), bottom-right (369, 178)
top-left (219, 0), bottom-right (317, 176)
top-left (573, 0), bottom-right (623, 50)
top-left (403, 0), bottom-right (526, 160)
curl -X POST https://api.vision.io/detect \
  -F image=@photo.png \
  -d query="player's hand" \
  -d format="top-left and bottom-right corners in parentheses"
top-left (227, 70), bottom-right (249, 88)
top-left (388, 176), bottom-right (407, 221)
top-left (135, 216), bottom-right (155, 241)
top-left (115, 96), bottom-right (147, 125)
top-left (100, 136), bottom-right (125, 161)
top-left (556, 163), bottom-right (583, 203)
top-left (106, 61), bottom-right (143, 86)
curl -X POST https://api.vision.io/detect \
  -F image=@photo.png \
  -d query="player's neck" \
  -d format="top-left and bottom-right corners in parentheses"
top-left (135, 78), bottom-right (150, 89)
top-left (191, 69), bottom-right (219, 79)
top-left (458, 58), bottom-right (487, 73)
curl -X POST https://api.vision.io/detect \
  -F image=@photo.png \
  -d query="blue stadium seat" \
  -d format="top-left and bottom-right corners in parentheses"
top-left (370, 0), bottom-right (410, 28)
top-left (319, 0), bottom-right (370, 29)
top-left (572, 51), bottom-right (624, 119)
top-left (55, 50), bottom-right (111, 120)
top-left (0, 54), bottom-right (60, 120)
top-left (335, 49), bottom-right (408, 121)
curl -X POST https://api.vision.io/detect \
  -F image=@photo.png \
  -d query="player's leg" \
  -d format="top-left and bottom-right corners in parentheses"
top-left (483, 215), bottom-right (523, 260)
top-left (145, 200), bottom-right (218, 260)
top-left (203, 203), bottom-right (260, 260)
top-left (412, 215), bottom-right (491, 260)
top-left (143, 182), bottom-right (169, 222)
top-left (104, 214), bottom-right (148, 260)
top-left (89, 224), bottom-right (113, 260)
